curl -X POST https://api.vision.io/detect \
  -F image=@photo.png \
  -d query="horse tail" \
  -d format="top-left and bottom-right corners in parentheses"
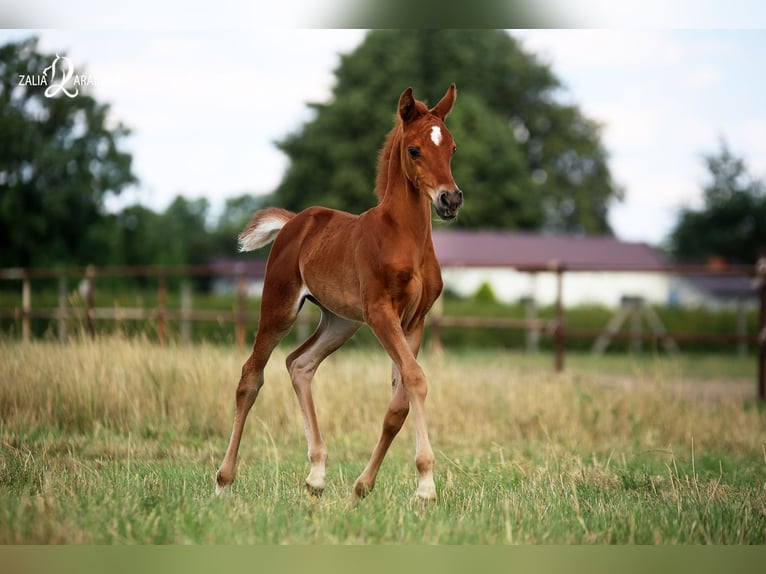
top-left (238, 207), bottom-right (296, 252)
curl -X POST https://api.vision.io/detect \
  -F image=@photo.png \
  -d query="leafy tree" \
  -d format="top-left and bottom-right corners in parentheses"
top-left (273, 30), bottom-right (622, 233)
top-left (112, 196), bottom-right (216, 266)
top-left (668, 141), bottom-right (766, 264)
top-left (112, 204), bottom-right (162, 266)
top-left (0, 36), bottom-right (136, 267)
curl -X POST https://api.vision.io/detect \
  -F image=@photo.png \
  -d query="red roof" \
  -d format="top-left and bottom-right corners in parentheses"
top-left (432, 230), bottom-right (668, 270)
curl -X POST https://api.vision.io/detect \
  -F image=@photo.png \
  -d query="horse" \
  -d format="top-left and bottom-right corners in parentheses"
top-left (215, 84), bottom-right (462, 500)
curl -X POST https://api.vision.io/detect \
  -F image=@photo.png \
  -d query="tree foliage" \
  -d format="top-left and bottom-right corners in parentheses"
top-left (0, 37), bottom-right (136, 267)
top-left (668, 141), bottom-right (766, 264)
top-left (110, 194), bottom-right (264, 267)
top-left (273, 30), bottom-right (622, 233)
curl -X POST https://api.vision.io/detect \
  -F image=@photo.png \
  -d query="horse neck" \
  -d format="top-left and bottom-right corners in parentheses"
top-left (376, 130), bottom-right (433, 245)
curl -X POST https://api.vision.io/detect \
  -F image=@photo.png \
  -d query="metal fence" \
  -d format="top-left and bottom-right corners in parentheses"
top-left (1, 259), bottom-right (765, 400)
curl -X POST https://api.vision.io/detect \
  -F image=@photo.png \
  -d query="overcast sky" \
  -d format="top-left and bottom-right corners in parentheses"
top-left (2, 27), bottom-right (764, 246)
top-left (516, 29), bottom-right (766, 244)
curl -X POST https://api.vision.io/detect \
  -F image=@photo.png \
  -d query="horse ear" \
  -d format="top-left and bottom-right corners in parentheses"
top-left (430, 83), bottom-right (457, 120)
top-left (398, 87), bottom-right (420, 122)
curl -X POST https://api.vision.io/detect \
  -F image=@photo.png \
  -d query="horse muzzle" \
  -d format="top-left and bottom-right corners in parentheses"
top-left (434, 189), bottom-right (463, 220)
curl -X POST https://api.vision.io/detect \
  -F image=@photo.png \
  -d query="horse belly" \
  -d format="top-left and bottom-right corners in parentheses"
top-left (303, 273), bottom-right (365, 322)
top-left (295, 210), bottom-right (365, 321)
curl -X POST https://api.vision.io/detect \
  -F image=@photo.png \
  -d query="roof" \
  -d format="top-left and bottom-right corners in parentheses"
top-left (431, 229), bottom-right (668, 270)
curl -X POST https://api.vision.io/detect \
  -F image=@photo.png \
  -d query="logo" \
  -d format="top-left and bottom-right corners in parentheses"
top-left (17, 54), bottom-right (95, 98)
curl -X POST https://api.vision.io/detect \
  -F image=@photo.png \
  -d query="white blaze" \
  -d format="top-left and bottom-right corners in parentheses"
top-left (430, 125), bottom-right (442, 146)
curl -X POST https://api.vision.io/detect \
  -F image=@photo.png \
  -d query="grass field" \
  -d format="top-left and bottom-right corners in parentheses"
top-left (0, 335), bottom-right (764, 544)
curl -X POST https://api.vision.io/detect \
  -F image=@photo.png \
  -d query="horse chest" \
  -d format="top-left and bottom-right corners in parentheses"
top-left (390, 265), bottom-right (440, 326)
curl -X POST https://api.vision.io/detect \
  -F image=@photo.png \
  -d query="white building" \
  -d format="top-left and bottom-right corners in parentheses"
top-left (432, 230), bottom-right (755, 309)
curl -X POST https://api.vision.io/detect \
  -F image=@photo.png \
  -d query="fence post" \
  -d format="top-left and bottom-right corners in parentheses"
top-left (180, 280), bottom-right (192, 344)
top-left (157, 272), bottom-right (167, 346)
top-left (57, 276), bottom-right (67, 341)
top-left (84, 265), bottom-right (95, 339)
top-left (21, 271), bottom-right (31, 343)
top-left (521, 296), bottom-right (539, 353)
top-left (757, 255), bottom-right (766, 402)
top-left (552, 261), bottom-right (565, 373)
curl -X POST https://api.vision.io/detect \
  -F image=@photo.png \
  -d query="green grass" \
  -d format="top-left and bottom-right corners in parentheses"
top-left (0, 336), bottom-right (764, 543)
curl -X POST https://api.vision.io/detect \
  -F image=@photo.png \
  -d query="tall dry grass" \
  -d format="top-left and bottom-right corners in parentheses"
top-left (1, 335), bottom-right (764, 544)
top-left (1, 334), bottom-right (762, 460)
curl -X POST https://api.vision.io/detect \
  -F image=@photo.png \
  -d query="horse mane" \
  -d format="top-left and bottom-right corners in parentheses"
top-left (374, 99), bottom-right (430, 202)
top-left (373, 119), bottom-right (398, 202)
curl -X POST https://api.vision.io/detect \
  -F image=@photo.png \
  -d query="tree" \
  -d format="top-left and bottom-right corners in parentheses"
top-left (273, 30), bottom-right (622, 233)
top-left (112, 196), bottom-right (218, 266)
top-left (0, 36), bottom-right (136, 267)
top-left (668, 141), bottom-right (766, 264)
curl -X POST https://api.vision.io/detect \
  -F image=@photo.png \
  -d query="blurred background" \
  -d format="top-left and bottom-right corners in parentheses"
top-left (2, 27), bottom-right (764, 268)
top-left (1, 14), bottom-right (765, 351)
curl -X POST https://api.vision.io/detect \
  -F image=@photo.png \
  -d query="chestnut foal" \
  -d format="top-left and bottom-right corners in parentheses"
top-left (216, 84), bottom-right (462, 500)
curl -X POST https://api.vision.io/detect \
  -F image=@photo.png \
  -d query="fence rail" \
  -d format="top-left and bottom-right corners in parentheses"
top-left (2, 259), bottom-right (765, 400)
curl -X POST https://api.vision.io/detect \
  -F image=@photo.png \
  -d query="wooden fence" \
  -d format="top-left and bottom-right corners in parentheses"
top-left (1, 259), bottom-right (765, 400)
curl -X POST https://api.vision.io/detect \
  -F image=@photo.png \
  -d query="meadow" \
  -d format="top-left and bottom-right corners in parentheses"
top-left (0, 335), bottom-right (764, 544)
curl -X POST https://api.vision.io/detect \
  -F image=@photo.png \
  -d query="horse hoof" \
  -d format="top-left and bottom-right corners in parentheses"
top-left (306, 483), bottom-right (324, 498)
top-left (353, 480), bottom-right (373, 499)
top-left (215, 470), bottom-right (233, 496)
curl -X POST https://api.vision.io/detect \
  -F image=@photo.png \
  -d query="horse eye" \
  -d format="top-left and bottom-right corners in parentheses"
top-left (408, 146), bottom-right (420, 159)
top-left (452, 146), bottom-right (457, 156)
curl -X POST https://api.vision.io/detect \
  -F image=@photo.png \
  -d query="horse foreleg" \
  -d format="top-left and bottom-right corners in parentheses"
top-left (353, 378), bottom-right (409, 498)
top-left (356, 316), bottom-right (435, 500)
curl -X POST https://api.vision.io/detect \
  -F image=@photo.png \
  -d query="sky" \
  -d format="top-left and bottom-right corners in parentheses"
top-left (516, 29), bottom-right (766, 245)
top-left (2, 26), bottom-right (765, 247)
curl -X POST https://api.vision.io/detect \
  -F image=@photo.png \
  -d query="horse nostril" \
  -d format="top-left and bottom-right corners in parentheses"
top-left (437, 190), bottom-right (462, 211)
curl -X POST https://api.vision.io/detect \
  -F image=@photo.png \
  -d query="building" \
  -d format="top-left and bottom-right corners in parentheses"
top-left (432, 230), bottom-right (756, 309)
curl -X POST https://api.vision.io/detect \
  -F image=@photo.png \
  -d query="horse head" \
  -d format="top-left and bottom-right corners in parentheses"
top-left (397, 83), bottom-right (463, 221)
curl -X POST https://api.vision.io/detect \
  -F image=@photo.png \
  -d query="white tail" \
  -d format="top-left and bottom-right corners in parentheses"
top-left (238, 208), bottom-right (295, 252)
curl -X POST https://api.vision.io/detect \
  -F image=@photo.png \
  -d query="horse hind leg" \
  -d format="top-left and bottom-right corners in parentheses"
top-left (215, 280), bottom-right (303, 495)
top-left (215, 352), bottom-right (268, 495)
top-left (286, 310), bottom-right (359, 496)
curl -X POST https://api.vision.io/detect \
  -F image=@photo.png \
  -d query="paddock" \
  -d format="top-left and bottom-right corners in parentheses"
top-left (0, 336), bottom-right (762, 543)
